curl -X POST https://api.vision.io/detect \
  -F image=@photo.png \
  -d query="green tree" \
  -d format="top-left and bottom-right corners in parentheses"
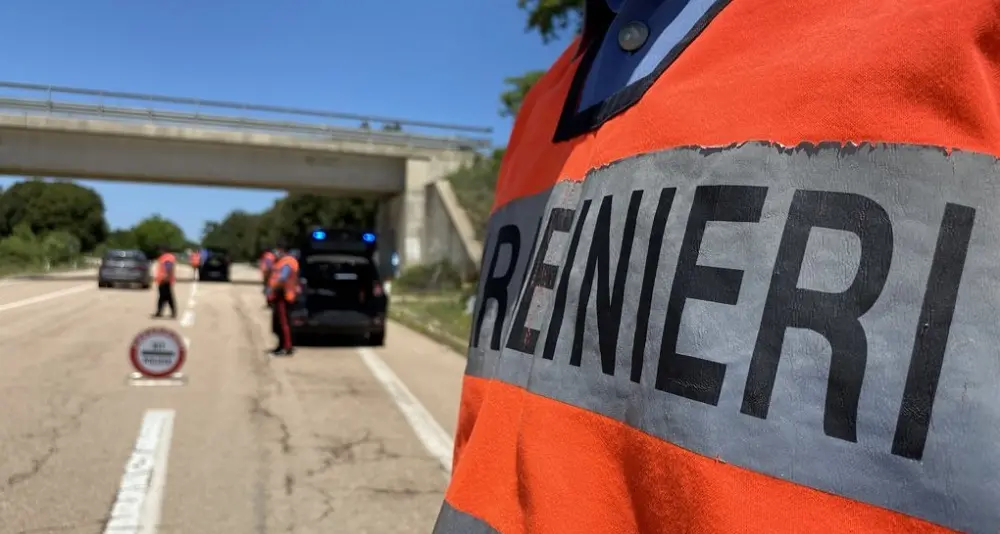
top-left (498, 1), bottom-right (585, 118)
top-left (447, 150), bottom-right (505, 239)
top-left (517, 0), bottom-right (585, 42)
top-left (201, 194), bottom-right (379, 261)
top-left (499, 70), bottom-right (546, 118)
top-left (0, 223), bottom-right (43, 267)
top-left (104, 228), bottom-right (139, 250)
top-left (269, 194), bottom-right (378, 246)
top-left (41, 230), bottom-right (82, 264)
top-left (201, 210), bottom-right (262, 261)
top-left (130, 215), bottom-right (187, 258)
top-left (0, 179), bottom-right (109, 251)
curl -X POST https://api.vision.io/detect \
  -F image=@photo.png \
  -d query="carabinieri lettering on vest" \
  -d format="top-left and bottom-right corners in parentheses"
top-left (466, 142), bottom-right (999, 528)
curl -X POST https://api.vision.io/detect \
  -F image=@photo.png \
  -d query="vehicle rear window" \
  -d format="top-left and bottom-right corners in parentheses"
top-left (303, 255), bottom-right (376, 283)
top-left (104, 250), bottom-right (147, 261)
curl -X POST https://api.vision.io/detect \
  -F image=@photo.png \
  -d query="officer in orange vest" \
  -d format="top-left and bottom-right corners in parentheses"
top-left (260, 248), bottom-right (276, 288)
top-left (152, 244), bottom-right (176, 319)
top-left (434, 1), bottom-right (1000, 533)
top-left (265, 240), bottom-right (299, 356)
top-left (189, 249), bottom-right (201, 281)
top-left (260, 248), bottom-right (277, 308)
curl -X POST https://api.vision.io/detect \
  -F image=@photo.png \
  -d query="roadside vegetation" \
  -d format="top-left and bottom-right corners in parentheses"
top-left (387, 262), bottom-right (472, 353)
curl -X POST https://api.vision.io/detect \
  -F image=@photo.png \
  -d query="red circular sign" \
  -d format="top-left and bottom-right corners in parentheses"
top-left (129, 327), bottom-right (186, 378)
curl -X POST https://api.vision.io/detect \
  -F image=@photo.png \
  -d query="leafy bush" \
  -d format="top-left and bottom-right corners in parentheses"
top-left (395, 261), bottom-right (464, 292)
top-left (0, 225), bottom-right (83, 273)
top-left (41, 230), bottom-right (81, 264)
top-left (447, 150), bottom-right (503, 241)
top-left (0, 224), bottom-right (43, 268)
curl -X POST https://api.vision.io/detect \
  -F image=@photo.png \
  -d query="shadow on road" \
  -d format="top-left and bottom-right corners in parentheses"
top-left (291, 334), bottom-right (375, 348)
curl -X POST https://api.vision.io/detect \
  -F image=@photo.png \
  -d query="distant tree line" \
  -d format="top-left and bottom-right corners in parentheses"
top-left (0, 178), bottom-right (193, 273)
top-left (200, 193), bottom-right (378, 262)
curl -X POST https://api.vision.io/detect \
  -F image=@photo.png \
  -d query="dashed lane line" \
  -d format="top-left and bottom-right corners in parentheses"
top-left (102, 409), bottom-right (176, 534)
top-left (179, 280), bottom-right (198, 328)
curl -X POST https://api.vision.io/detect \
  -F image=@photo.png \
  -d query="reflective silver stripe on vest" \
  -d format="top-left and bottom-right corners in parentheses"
top-left (433, 501), bottom-right (501, 534)
top-left (464, 142), bottom-right (1000, 533)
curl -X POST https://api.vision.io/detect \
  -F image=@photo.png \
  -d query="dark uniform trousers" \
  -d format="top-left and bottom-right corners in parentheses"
top-left (271, 298), bottom-right (293, 350)
top-left (156, 282), bottom-right (176, 317)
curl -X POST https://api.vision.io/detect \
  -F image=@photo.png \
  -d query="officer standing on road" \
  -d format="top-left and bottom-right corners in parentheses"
top-left (265, 240), bottom-right (299, 356)
top-left (260, 247), bottom-right (277, 307)
top-left (260, 248), bottom-right (276, 288)
top-left (433, 1), bottom-right (1000, 533)
top-left (152, 244), bottom-right (176, 319)
top-left (189, 249), bottom-right (201, 281)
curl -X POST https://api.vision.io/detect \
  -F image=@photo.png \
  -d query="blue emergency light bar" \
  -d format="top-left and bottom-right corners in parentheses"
top-left (305, 228), bottom-right (377, 255)
top-left (310, 229), bottom-right (375, 243)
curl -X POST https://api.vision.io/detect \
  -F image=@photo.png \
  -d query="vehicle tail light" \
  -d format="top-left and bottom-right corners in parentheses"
top-left (372, 282), bottom-right (384, 297)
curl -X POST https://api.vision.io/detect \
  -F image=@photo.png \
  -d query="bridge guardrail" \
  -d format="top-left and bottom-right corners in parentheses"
top-left (0, 81), bottom-right (493, 152)
top-left (0, 97), bottom-right (492, 152)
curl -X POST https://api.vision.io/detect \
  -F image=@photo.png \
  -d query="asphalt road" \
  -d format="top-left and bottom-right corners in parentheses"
top-left (0, 265), bottom-right (465, 534)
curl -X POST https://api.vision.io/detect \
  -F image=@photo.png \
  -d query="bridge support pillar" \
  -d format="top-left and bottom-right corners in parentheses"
top-left (375, 196), bottom-right (401, 278)
top-left (381, 154), bottom-right (473, 274)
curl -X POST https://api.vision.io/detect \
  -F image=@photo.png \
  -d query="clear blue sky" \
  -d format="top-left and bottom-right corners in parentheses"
top-left (0, 0), bottom-right (573, 241)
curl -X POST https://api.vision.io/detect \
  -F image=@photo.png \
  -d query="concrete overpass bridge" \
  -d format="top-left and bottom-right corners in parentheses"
top-left (0, 81), bottom-right (487, 274)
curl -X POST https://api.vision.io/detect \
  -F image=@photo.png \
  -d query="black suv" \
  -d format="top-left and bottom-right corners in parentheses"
top-left (199, 247), bottom-right (231, 282)
top-left (288, 228), bottom-right (388, 346)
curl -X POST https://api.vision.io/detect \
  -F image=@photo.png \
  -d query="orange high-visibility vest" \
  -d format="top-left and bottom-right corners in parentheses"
top-left (154, 253), bottom-right (176, 284)
top-left (260, 251), bottom-right (276, 275)
top-left (267, 255), bottom-right (300, 302)
top-left (434, 3), bottom-right (1000, 534)
top-left (190, 251), bottom-right (201, 268)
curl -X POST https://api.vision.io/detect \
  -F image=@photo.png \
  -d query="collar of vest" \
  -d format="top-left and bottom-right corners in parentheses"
top-left (579, 0), bottom-right (616, 57)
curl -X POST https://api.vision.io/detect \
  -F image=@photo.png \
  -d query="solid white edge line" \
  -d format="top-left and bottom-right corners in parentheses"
top-left (102, 409), bottom-right (176, 534)
top-left (357, 348), bottom-right (454, 475)
top-left (0, 283), bottom-right (91, 314)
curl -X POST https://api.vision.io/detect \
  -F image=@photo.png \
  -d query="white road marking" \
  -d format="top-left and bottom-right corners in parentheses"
top-left (357, 348), bottom-right (454, 475)
top-left (103, 409), bottom-right (176, 534)
top-left (179, 280), bottom-right (198, 328)
top-left (0, 284), bottom-right (91, 314)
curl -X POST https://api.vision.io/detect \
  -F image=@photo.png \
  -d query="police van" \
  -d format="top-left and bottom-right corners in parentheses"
top-left (289, 228), bottom-right (388, 346)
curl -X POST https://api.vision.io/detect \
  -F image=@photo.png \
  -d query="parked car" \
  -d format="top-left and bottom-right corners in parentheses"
top-left (199, 247), bottom-right (231, 282)
top-left (289, 228), bottom-right (387, 345)
top-left (98, 249), bottom-right (151, 289)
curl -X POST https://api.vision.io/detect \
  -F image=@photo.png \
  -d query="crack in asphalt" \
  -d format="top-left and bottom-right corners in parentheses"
top-left (2, 393), bottom-right (105, 492)
top-left (249, 395), bottom-right (292, 456)
top-left (305, 430), bottom-right (400, 479)
top-left (235, 293), bottom-right (286, 534)
top-left (357, 486), bottom-right (444, 498)
top-left (13, 518), bottom-right (108, 533)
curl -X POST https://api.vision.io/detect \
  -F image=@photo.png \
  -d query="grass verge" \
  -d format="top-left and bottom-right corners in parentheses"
top-left (389, 291), bottom-right (471, 355)
top-left (0, 260), bottom-right (90, 278)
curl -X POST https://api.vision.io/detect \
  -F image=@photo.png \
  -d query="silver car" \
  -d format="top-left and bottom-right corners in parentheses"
top-left (98, 249), bottom-right (152, 289)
